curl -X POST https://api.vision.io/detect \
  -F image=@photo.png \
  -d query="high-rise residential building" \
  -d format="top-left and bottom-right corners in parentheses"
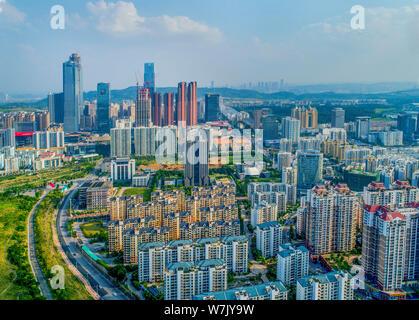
top-left (33, 129), bottom-right (64, 151)
top-left (152, 92), bottom-right (162, 126)
top-left (277, 152), bottom-right (292, 171)
top-left (251, 202), bottom-right (278, 227)
top-left (138, 242), bottom-right (166, 283)
top-left (296, 271), bottom-right (354, 300)
top-left (250, 191), bottom-right (287, 214)
top-left (277, 243), bottom-right (309, 286)
top-left (193, 282), bottom-right (288, 300)
top-left (135, 88), bottom-right (152, 127)
top-left (282, 117), bottom-right (300, 143)
top-left (0, 128), bottom-right (15, 148)
top-left (205, 94), bottom-right (221, 122)
top-left (187, 82), bottom-right (198, 126)
top-left (110, 120), bottom-right (132, 158)
top-left (296, 150), bottom-right (323, 190)
top-left (164, 260), bottom-right (227, 300)
top-left (177, 82), bottom-right (187, 126)
top-left (63, 53), bottom-right (83, 133)
top-left (133, 126), bottom-right (158, 156)
top-left (248, 182), bottom-right (297, 206)
top-left (355, 116), bottom-right (371, 140)
top-left (184, 128), bottom-right (210, 187)
top-left (163, 93), bottom-right (175, 126)
top-left (362, 205), bottom-right (407, 291)
top-left (331, 108), bottom-right (345, 128)
top-left (97, 82), bottom-right (111, 134)
top-left (291, 106), bottom-right (318, 129)
top-left (35, 112), bottom-right (50, 131)
top-left (302, 185), bottom-right (360, 255)
top-left (256, 221), bottom-right (283, 258)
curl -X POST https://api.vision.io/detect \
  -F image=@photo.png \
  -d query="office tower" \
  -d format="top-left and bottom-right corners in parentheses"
top-left (296, 150), bottom-right (323, 189)
top-left (362, 205), bottom-right (406, 291)
top-left (251, 202), bottom-right (278, 227)
top-left (33, 130), bottom-right (64, 150)
top-left (302, 185), bottom-right (359, 255)
top-left (331, 108), bottom-right (345, 128)
top-left (355, 116), bottom-right (371, 140)
top-left (133, 126), bottom-right (158, 156)
top-left (282, 117), bottom-right (300, 143)
top-left (63, 53), bottom-right (83, 132)
top-left (97, 82), bottom-right (111, 134)
top-left (163, 92), bottom-right (175, 126)
top-left (144, 63), bottom-right (155, 97)
top-left (277, 243), bottom-right (309, 286)
top-left (187, 82), bottom-right (198, 126)
top-left (291, 106), bottom-right (318, 129)
top-left (152, 92), bottom-right (162, 126)
top-left (177, 82), bottom-right (187, 126)
top-left (255, 221), bottom-right (283, 258)
top-left (296, 271), bottom-right (353, 300)
top-left (397, 112), bottom-right (418, 142)
top-left (0, 128), bottom-right (15, 148)
top-left (262, 115), bottom-right (279, 140)
top-left (164, 260), bottom-right (227, 300)
top-left (48, 92), bottom-right (64, 125)
top-left (277, 152), bottom-right (292, 171)
top-left (110, 158), bottom-right (136, 182)
top-left (205, 94), bottom-right (221, 122)
top-left (184, 128), bottom-right (210, 187)
top-left (193, 282), bottom-right (288, 300)
top-left (110, 120), bottom-right (132, 158)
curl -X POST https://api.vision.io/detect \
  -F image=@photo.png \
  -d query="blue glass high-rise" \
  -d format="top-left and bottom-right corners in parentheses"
top-left (63, 53), bottom-right (83, 133)
top-left (97, 82), bottom-right (111, 134)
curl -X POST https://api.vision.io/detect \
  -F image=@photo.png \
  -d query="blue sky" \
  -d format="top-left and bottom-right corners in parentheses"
top-left (1, 0), bottom-right (419, 94)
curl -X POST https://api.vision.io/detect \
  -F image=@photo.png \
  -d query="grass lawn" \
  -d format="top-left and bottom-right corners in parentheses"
top-left (122, 187), bottom-right (147, 196)
top-left (0, 194), bottom-right (41, 300)
top-left (80, 221), bottom-right (107, 238)
top-left (34, 190), bottom-right (93, 300)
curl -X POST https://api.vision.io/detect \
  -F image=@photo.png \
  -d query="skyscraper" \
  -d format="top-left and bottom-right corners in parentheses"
top-left (152, 92), bottom-right (162, 126)
top-left (97, 82), bottom-right (111, 134)
top-left (205, 94), bottom-right (221, 122)
top-left (110, 120), bottom-right (132, 158)
top-left (184, 128), bottom-right (210, 187)
top-left (331, 108), bottom-right (345, 128)
top-left (63, 53), bottom-right (83, 133)
top-left (262, 115), bottom-right (279, 140)
top-left (291, 106), bottom-right (318, 129)
top-left (48, 92), bottom-right (64, 125)
top-left (296, 150), bottom-right (323, 189)
top-left (187, 82), bottom-right (197, 126)
top-left (282, 117), bottom-right (300, 143)
top-left (163, 92), bottom-right (175, 126)
top-left (355, 116), bottom-right (371, 140)
top-left (177, 82), bottom-right (187, 126)
top-left (135, 88), bottom-right (152, 127)
top-left (143, 63), bottom-right (155, 96)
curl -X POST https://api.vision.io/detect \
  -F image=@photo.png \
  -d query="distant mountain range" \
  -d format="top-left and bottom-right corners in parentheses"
top-left (3, 82), bottom-right (419, 109)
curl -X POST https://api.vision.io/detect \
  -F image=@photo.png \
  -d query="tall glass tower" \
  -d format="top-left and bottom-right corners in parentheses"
top-left (144, 63), bottom-right (155, 95)
top-left (97, 82), bottom-right (111, 134)
top-left (63, 53), bottom-right (83, 133)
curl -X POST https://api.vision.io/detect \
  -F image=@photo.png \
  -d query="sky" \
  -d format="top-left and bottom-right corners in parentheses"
top-left (1, 0), bottom-right (419, 94)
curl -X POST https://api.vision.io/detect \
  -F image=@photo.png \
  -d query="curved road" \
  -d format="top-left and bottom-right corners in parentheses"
top-left (57, 184), bottom-right (130, 300)
top-left (27, 190), bottom-right (54, 300)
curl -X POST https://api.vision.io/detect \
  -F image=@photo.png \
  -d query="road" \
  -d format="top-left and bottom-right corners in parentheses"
top-left (56, 181), bottom-right (130, 300)
top-left (27, 189), bottom-right (54, 300)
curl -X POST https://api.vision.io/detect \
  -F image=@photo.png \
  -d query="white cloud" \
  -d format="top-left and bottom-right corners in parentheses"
top-left (0, 0), bottom-right (25, 25)
top-left (86, 0), bottom-right (222, 42)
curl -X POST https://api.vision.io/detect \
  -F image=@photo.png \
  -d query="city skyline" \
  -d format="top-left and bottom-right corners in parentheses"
top-left (3, 0), bottom-right (419, 94)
